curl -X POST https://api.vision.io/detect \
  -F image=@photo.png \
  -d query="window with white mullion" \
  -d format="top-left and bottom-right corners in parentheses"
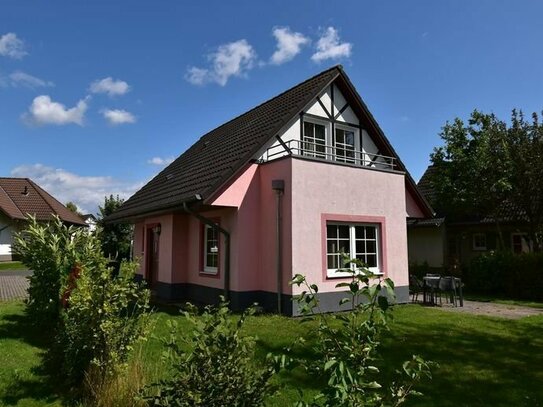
top-left (334, 128), bottom-right (356, 164)
top-left (203, 224), bottom-right (219, 273)
top-left (326, 223), bottom-right (380, 277)
top-left (303, 121), bottom-right (327, 159)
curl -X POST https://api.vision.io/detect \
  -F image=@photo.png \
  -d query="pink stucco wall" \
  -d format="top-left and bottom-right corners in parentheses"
top-left (405, 187), bottom-right (426, 218)
top-left (289, 159), bottom-right (409, 295)
top-left (133, 157), bottom-right (411, 298)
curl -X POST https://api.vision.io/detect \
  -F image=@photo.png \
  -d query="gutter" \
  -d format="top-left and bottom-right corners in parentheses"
top-left (182, 198), bottom-right (231, 302)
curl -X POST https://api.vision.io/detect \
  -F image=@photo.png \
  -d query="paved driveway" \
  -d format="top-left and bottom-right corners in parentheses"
top-left (0, 270), bottom-right (30, 301)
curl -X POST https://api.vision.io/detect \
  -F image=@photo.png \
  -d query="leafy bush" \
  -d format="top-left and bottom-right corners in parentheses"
top-left (13, 215), bottom-right (151, 391)
top-left (145, 299), bottom-right (278, 407)
top-left (61, 259), bottom-right (150, 384)
top-left (290, 258), bottom-right (434, 407)
top-left (468, 251), bottom-right (543, 300)
top-left (13, 216), bottom-right (105, 325)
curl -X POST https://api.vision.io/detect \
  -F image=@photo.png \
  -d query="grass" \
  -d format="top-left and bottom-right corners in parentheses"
top-left (1, 301), bottom-right (543, 406)
top-left (464, 292), bottom-right (543, 309)
top-left (0, 262), bottom-right (26, 271)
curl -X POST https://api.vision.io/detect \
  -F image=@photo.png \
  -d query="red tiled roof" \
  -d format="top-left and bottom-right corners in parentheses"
top-left (0, 178), bottom-right (87, 225)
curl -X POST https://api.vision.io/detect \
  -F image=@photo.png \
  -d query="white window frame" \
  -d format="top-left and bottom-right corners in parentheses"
top-left (326, 222), bottom-right (381, 278)
top-left (333, 123), bottom-right (360, 164)
top-left (203, 224), bottom-right (219, 274)
top-left (472, 233), bottom-right (487, 251)
top-left (302, 117), bottom-right (330, 159)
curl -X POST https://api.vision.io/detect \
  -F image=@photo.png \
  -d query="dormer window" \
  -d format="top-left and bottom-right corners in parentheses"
top-left (302, 120), bottom-right (327, 159)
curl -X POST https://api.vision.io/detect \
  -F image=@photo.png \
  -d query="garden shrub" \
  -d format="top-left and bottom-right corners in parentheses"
top-left (13, 215), bottom-right (104, 325)
top-left (468, 251), bottom-right (543, 300)
top-left (290, 258), bottom-right (434, 407)
top-left (13, 215), bottom-right (151, 392)
top-left (145, 299), bottom-right (278, 407)
top-left (60, 259), bottom-right (150, 384)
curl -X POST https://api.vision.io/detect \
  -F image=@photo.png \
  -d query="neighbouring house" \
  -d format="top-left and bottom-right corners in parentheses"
top-left (107, 65), bottom-right (433, 315)
top-left (408, 165), bottom-right (531, 270)
top-left (0, 177), bottom-right (87, 261)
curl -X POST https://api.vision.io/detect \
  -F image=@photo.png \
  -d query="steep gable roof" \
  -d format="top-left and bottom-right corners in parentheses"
top-left (0, 178), bottom-right (87, 225)
top-left (108, 66), bottom-right (433, 221)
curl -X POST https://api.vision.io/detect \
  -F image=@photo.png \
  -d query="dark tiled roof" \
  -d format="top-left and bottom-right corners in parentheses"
top-left (0, 178), bottom-right (87, 225)
top-left (407, 217), bottom-right (445, 227)
top-left (108, 66), bottom-right (341, 221)
top-left (416, 165), bottom-right (437, 204)
top-left (109, 65), bottom-right (434, 221)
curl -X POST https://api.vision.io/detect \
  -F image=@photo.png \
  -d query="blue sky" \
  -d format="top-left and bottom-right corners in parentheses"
top-left (2, 1), bottom-right (543, 213)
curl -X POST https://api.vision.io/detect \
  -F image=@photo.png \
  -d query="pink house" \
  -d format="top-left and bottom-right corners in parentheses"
top-left (108, 66), bottom-right (432, 315)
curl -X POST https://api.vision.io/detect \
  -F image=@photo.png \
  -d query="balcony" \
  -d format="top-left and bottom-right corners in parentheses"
top-left (260, 139), bottom-right (396, 171)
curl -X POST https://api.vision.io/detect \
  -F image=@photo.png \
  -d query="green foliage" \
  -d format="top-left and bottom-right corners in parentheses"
top-left (13, 215), bottom-right (151, 390)
top-left (96, 194), bottom-right (133, 261)
top-left (60, 260), bottom-right (151, 384)
top-left (429, 109), bottom-right (543, 251)
top-left (468, 250), bottom-right (543, 301)
top-left (65, 201), bottom-right (82, 216)
top-left (145, 299), bottom-right (278, 407)
top-left (290, 258), bottom-right (434, 407)
top-left (12, 215), bottom-right (104, 324)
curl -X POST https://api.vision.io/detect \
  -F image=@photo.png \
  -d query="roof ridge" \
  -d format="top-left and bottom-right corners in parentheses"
top-left (26, 179), bottom-right (55, 215)
top-left (197, 65), bottom-right (342, 142)
top-left (27, 179), bottom-right (86, 225)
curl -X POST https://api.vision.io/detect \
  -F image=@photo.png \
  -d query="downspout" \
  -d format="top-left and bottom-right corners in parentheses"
top-left (182, 199), bottom-right (231, 301)
top-left (272, 180), bottom-right (285, 314)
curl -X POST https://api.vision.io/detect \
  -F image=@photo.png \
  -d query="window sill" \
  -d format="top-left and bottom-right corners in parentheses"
top-left (200, 269), bottom-right (218, 277)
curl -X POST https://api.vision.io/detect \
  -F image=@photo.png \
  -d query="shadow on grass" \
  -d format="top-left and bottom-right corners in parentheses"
top-left (381, 306), bottom-right (543, 407)
top-left (0, 311), bottom-right (72, 406)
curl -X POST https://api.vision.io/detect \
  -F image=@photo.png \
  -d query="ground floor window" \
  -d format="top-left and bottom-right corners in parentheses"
top-left (203, 224), bottom-right (219, 274)
top-left (326, 223), bottom-right (380, 277)
top-left (472, 233), bottom-right (487, 251)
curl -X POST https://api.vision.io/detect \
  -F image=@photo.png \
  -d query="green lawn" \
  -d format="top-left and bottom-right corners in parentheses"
top-left (0, 262), bottom-right (26, 271)
top-left (1, 301), bottom-right (542, 406)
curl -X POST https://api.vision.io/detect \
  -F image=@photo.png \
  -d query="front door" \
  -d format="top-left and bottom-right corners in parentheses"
top-left (146, 226), bottom-right (160, 290)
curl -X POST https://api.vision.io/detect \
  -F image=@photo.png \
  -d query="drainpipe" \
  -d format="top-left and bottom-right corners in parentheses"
top-left (182, 199), bottom-right (231, 301)
top-left (272, 180), bottom-right (285, 314)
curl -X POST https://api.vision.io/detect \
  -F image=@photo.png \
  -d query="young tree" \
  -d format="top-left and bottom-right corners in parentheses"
top-left (65, 201), bottom-right (82, 215)
top-left (96, 195), bottom-right (133, 261)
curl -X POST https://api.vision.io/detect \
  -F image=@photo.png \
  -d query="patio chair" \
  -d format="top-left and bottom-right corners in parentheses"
top-left (437, 276), bottom-right (458, 306)
top-left (409, 274), bottom-right (424, 303)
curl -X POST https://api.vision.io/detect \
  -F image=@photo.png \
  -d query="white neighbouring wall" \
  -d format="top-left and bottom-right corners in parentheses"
top-left (0, 213), bottom-right (15, 258)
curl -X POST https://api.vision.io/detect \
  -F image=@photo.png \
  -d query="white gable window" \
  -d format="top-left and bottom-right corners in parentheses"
top-left (326, 223), bottom-right (380, 277)
top-left (302, 120), bottom-right (327, 159)
top-left (203, 224), bottom-right (219, 274)
top-left (334, 124), bottom-right (359, 164)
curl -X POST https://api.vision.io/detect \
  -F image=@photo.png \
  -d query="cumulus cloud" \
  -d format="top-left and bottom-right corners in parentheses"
top-left (311, 27), bottom-right (352, 62)
top-left (270, 27), bottom-right (309, 65)
top-left (22, 95), bottom-right (88, 126)
top-left (101, 108), bottom-right (136, 125)
top-left (0, 33), bottom-right (27, 59)
top-left (89, 77), bottom-right (130, 97)
top-left (147, 156), bottom-right (175, 166)
top-left (10, 164), bottom-right (144, 214)
top-left (185, 39), bottom-right (257, 86)
top-left (8, 71), bottom-right (54, 89)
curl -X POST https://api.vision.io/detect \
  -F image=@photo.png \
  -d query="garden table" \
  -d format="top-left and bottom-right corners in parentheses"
top-left (422, 276), bottom-right (464, 307)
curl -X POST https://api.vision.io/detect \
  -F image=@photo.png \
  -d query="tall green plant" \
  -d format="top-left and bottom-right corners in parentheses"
top-left (145, 299), bottom-right (278, 407)
top-left (290, 258), bottom-right (433, 407)
top-left (13, 215), bottom-right (103, 324)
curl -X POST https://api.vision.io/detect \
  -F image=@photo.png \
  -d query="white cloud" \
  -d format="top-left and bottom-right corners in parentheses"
top-left (22, 95), bottom-right (88, 126)
top-left (311, 27), bottom-right (352, 63)
top-left (89, 77), bottom-right (130, 97)
top-left (185, 39), bottom-right (257, 86)
top-left (147, 156), bottom-right (175, 166)
top-left (9, 71), bottom-right (54, 89)
top-left (0, 33), bottom-right (27, 59)
top-left (10, 164), bottom-right (144, 215)
top-left (270, 27), bottom-right (309, 65)
top-left (101, 109), bottom-right (136, 125)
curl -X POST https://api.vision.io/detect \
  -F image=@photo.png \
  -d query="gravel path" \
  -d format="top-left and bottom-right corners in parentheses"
top-left (0, 274), bottom-right (29, 301)
top-left (438, 300), bottom-right (543, 319)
